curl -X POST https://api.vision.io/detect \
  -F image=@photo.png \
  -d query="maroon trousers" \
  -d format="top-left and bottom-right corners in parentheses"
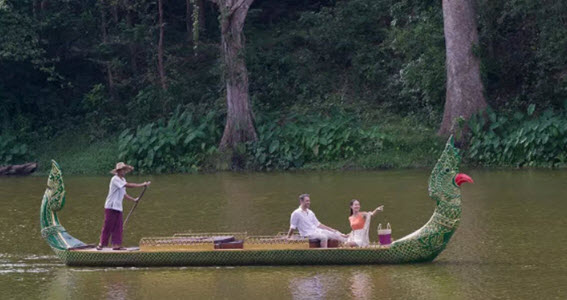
top-left (99, 209), bottom-right (123, 247)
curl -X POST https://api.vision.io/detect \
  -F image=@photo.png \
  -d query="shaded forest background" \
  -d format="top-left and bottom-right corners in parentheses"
top-left (1, 0), bottom-right (567, 173)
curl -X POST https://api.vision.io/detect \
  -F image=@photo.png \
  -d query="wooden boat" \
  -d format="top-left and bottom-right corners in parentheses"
top-left (40, 136), bottom-right (473, 267)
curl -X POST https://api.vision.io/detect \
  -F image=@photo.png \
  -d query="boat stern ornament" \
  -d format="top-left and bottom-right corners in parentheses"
top-left (40, 160), bottom-right (87, 250)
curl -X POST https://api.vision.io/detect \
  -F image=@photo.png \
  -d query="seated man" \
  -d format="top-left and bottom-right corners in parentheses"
top-left (286, 194), bottom-right (347, 248)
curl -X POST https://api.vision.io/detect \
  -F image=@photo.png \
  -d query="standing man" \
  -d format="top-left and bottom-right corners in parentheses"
top-left (286, 194), bottom-right (347, 248)
top-left (96, 162), bottom-right (151, 250)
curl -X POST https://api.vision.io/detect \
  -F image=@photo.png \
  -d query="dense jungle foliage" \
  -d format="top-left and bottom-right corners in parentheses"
top-left (1, 0), bottom-right (566, 172)
top-left (467, 105), bottom-right (567, 167)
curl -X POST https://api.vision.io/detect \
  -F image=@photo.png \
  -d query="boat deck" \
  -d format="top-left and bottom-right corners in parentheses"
top-left (71, 244), bottom-right (392, 253)
top-left (74, 247), bottom-right (141, 252)
top-left (69, 233), bottom-right (391, 254)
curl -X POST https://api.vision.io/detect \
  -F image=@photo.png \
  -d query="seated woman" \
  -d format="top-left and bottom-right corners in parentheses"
top-left (346, 199), bottom-right (383, 247)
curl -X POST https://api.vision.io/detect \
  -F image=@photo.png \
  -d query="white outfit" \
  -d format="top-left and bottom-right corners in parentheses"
top-left (307, 228), bottom-right (346, 243)
top-left (347, 213), bottom-right (372, 247)
top-left (289, 206), bottom-right (346, 242)
top-left (290, 207), bottom-right (320, 237)
top-left (104, 175), bottom-right (127, 211)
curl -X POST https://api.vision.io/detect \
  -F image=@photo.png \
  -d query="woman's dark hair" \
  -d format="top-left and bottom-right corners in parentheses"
top-left (349, 199), bottom-right (359, 216)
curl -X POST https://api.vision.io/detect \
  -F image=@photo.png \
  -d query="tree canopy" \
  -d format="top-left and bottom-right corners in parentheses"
top-left (1, 0), bottom-right (567, 170)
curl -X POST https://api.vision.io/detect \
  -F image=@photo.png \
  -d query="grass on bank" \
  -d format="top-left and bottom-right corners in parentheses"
top-left (34, 133), bottom-right (119, 176)
top-left (304, 116), bottom-right (443, 170)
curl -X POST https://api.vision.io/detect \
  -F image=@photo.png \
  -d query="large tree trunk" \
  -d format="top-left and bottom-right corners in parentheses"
top-left (439, 0), bottom-right (487, 136)
top-left (157, 0), bottom-right (167, 90)
top-left (214, 0), bottom-right (257, 150)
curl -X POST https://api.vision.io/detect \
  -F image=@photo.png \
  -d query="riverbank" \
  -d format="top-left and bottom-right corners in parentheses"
top-left (20, 106), bottom-right (567, 176)
top-left (32, 115), bottom-right (444, 175)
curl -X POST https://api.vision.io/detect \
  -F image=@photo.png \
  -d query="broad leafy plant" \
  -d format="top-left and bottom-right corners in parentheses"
top-left (118, 107), bottom-right (222, 173)
top-left (467, 105), bottom-right (567, 167)
top-left (247, 113), bottom-right (386, 170)
top-left (0, 135), bottom-right (30, 165)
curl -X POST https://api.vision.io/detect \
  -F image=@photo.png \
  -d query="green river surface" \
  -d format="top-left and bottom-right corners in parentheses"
top-left (0, 169), bottom-right (566, 299)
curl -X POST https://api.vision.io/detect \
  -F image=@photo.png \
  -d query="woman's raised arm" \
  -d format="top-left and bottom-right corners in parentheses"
top-left (370, 205), bottom-right (384, 216)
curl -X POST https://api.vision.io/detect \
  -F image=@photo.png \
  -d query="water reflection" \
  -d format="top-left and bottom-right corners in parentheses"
top-left (392, 265), bottom-right (461, 300)
top-left (287, 265), bottom-right (469, 300)
top-left (103, 272), bottom-right (130, 300)
top-left (289, 273), bottom-right (328, 300)
top-left (46, 268), bottom-right (132, 300)
top-left (349, 271), bottom-right (372, 300)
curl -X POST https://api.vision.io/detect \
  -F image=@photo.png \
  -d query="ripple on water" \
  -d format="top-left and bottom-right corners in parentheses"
top-left (23, 254), bottom-right (58, 259)
top-left (0, 253), bottom-right (64, 275)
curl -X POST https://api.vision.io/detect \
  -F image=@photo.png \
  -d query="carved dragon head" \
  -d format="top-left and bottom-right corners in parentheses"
top-left (428, 136), bottom-right (473, 204)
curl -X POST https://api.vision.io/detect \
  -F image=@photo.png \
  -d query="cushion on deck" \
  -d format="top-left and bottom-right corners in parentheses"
top-left (308, 239), bottom-right (340, 248)
top-left (214, 240), bottom-right (244, 249)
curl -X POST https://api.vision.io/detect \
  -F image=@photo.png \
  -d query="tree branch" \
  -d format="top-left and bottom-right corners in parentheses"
top-left (229, 0), bottom-right (253, 15)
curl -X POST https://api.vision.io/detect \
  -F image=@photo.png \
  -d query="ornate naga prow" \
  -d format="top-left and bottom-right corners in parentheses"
top-left (40, 160), bottom-right (86, 250)
top-left (428, 136), bottom-right (473, 205)
top-left (389, 136), bottom-right (473, 262)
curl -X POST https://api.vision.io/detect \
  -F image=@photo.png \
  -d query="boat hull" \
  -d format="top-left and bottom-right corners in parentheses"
top-left (55, 245), bottom-right (440, 267)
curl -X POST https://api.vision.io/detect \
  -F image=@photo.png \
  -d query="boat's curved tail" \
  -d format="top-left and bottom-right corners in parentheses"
top-left (40, 160), bottom-right (87, 250)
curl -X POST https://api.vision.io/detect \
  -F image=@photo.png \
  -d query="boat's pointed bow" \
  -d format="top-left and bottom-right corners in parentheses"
top-left (390, 136), bottom-right (473, 263)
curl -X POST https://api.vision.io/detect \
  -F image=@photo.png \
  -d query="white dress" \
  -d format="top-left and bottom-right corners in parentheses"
top-left (347, 213), bottom-right (372, 247)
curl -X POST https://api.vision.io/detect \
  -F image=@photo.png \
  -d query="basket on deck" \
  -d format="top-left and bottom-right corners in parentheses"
top-left (377, 223), bottom-right (392, 246)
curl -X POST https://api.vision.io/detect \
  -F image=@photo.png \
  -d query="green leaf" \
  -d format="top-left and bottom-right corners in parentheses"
top-left (527, 104), bottom-right (536, 116)
top-left (269, 140), bottom-right (280, 154)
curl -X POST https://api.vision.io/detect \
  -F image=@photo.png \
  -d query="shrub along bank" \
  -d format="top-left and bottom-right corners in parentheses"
top-left (0, 135), bottom-right (29, 166)
top-left (12, 106), bottom-right (567, 175)
top-left (114, 109), bottom-right (443, 174)
top-left (466, 105), bottom-right (567, 168)
top-left (26, 109), bottom-right (442, 175)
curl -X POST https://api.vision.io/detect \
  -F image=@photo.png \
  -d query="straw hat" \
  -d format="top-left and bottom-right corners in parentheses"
top-left (110, 162), bottom-right (134, 174)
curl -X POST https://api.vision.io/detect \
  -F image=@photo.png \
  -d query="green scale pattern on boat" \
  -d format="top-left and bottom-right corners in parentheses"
top-left (55, 246), bottom-right (436, 267)
top-left (41, 136), bottom-right (465, 266)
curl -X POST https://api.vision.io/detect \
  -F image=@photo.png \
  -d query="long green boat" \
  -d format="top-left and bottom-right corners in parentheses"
top-left (40, 137), bottom-right (472, 267)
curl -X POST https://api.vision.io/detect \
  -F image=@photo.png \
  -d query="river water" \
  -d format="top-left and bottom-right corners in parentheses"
top-left (0, 169), bottom-right (566, 299)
